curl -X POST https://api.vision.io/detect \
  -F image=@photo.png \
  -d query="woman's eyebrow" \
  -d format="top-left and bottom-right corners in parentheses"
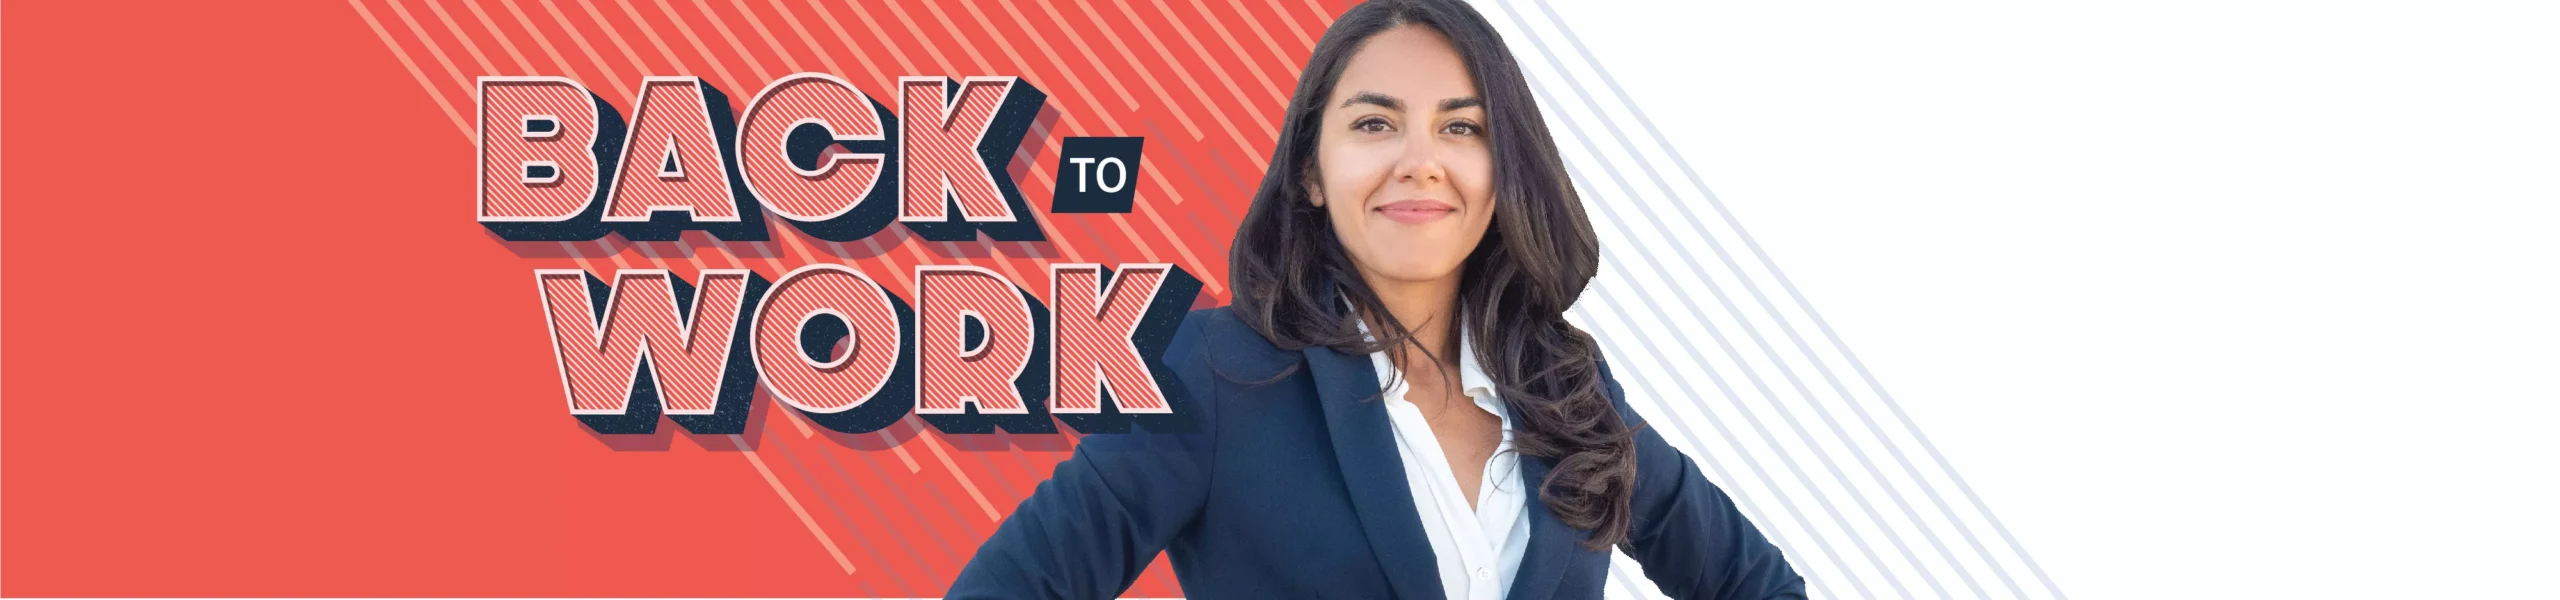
top-left (1341, 91), bottom-right (1402, 111)
top-left (1339, 91), bottom-right (1485, 113)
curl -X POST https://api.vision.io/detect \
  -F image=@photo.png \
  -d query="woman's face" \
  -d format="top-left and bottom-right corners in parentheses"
top-left (1310, 25), bottom-right (1495, 289)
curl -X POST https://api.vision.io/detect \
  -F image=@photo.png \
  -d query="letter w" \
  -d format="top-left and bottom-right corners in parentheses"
top-left (535, 269), bottom-right (769, 435)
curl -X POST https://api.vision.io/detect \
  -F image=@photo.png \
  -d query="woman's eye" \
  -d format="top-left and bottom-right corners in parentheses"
top-left (1353, 117), bottom-right (1392, 133)
top-left (1443, 121), bottom-right (1484, 137)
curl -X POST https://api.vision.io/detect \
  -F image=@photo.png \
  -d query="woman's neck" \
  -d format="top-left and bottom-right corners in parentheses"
top-left (1359, 273), bottom-right (1462, 375)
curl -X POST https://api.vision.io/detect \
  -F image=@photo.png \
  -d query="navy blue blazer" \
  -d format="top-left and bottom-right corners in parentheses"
top-left (948, 306), bottom-right (1805, 599)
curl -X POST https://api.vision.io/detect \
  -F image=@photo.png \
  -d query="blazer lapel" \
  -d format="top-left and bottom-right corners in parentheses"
top-left (1504, 398), bottom-right (1591, 599)
top-left (1304, 341), bottom-right (1446, 600)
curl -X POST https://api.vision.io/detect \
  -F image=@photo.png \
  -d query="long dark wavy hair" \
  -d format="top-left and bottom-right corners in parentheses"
top-left (1227, 0), bottom-right (1637, 550)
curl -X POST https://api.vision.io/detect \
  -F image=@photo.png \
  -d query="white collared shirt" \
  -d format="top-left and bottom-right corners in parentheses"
top-left (1355, 315), bottom-right (1531, 600)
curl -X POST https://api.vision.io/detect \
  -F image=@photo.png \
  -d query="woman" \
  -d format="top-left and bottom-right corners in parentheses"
top-left (949, 1), bottom-right (1804, 598)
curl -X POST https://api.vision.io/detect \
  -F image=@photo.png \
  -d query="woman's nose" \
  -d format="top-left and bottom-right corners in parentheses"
top-left (1394, 134), bottom-right (1448, 185)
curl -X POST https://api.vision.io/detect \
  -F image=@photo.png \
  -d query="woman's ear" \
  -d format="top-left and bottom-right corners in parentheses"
top-left (1301, 164), bottom-right (1325, 207)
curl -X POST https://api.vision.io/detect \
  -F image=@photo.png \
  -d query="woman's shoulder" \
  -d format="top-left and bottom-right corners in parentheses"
top-left (1150, 306), bottom-right (1306, 439)
top-left (1162, 305), bottom-right (1300, 386)
top-left (1591, 353), bottom-right (1642, 425)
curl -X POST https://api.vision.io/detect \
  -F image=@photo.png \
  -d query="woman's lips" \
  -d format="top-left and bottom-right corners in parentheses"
top-left (1374, 199), bottom-right (1456, 224)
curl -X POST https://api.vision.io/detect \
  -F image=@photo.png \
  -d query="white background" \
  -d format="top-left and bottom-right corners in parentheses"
top-left (1538, 0), bottom-right (2557, 597)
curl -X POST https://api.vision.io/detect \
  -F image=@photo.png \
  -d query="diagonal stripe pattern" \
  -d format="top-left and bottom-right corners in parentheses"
top-left (1484, 1), bottom-right (2067, 598)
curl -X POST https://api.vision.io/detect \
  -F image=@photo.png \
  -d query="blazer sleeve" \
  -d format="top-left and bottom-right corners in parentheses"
top-left (944, 315), bottom-right (1221, 600)
top-left (1603, 360), bottom-right (1810, 600)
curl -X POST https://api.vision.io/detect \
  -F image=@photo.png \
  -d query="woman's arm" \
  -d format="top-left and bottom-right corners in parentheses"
top-left (944, 316), bottom-right (1221, 600)
top-left (1602, 360), bottom-right (1810, 600)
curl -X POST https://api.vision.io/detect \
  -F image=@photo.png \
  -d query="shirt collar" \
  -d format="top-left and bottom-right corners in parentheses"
top-left (1341, 292), bottom-right (1505, 405)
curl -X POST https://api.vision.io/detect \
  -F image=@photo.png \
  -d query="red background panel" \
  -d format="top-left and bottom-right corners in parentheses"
top-left (0, 0), bottom-right (1347, 595)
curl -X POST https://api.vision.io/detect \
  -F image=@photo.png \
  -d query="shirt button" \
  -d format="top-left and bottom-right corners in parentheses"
top-left (1474, 567), bottom-right (1492, 580)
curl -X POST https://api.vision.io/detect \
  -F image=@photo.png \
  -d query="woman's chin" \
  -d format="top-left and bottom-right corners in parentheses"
top-left (1353, 260), bottom-right (1467, 287)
